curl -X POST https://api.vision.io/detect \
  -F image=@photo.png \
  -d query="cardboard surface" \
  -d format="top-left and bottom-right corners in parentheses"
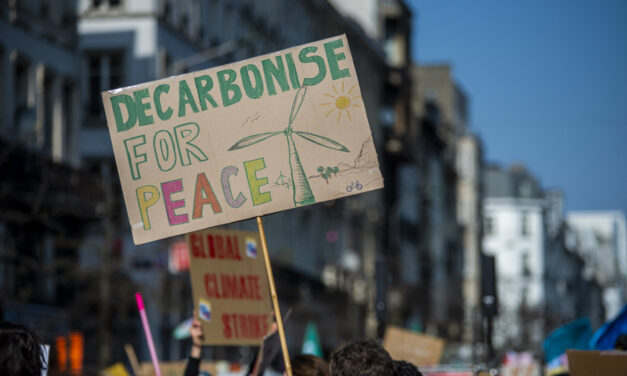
top-left (186, 228), bottom-right (272, 345)
top-left (102, 35), bottom-right (384, 244)
top-left (567, 350), bottom-right (627, 376)
top-left (140, 361), bottom-right (218, 376)
top-left (383, 326), bottom-right (444, 366)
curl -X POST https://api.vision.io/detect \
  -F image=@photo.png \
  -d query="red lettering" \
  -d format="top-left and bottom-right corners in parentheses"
top-left (230, 314), bottom-right (240, 338)
top-left (207, 234), bottom-right (216, 258)
top-left (251, 276), bottom-right (261, 300)
top-left (190, 233), bottom-right (204, 258)
top-left (205, 273), bottom-right (263, 300)
top-left (226, 236), bottom-right (237, 260)
top-left (216, 236), bottom-right (225, 259)
top-left (204, 273), bottom-right (220, 298)
top-left (221, 274), bottom-right (237, 299)
top-left (222, 314), bottom-right (232, 338)
top-left (220, 313), bottom-right (269, 339)
top-left (238, 314), bottom-right (249, 338)
top-left (250, 314), bottom-right (261, 337)
top-left (238, 276), bottom-right (249, 299)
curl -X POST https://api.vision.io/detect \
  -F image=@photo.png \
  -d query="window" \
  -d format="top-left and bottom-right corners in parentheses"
top-left (85, 51), bottom-right (124, 121)
top-left (87, 55), bottom-right (101, 116)
top-left (14, 57), bottom-right (34, 137)
top-left (521, 211), bottom-right (529, 236)
top-left (484, 216), bottom-right (494, 235)
top-left (521, 252), bottom-right (531, 277)
top-left (63, 81), bottom-right (75, 159)
top-left (43, 72), bottom-right (55, 154)
top-left (92, 0), bottom-right (122, 9)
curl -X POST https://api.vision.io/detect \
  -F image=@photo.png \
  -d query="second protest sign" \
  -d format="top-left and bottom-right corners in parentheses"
top-left (186, 228), bottom-right (272, 345)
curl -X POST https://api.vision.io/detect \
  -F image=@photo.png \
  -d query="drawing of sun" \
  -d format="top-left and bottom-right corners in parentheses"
top-left (321, 81), bottom-right (362, 122)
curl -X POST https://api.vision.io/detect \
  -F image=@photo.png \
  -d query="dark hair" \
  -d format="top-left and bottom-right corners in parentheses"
top-left (292, 354), bottom-right (330, 376)
top-left (614, 334), bottom-right (627, 350)
top-left (393, 360), bottom-right (422, 376)
top-left (330, 340), bottom-right (394, 376)
top-left (0, 321), bottom-right (47, 376)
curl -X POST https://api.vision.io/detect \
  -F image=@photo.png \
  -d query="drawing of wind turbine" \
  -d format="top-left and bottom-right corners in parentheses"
top-left (228, 85), bottom-right (350, 206)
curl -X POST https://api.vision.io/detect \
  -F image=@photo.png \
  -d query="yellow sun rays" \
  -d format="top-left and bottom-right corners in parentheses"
top-left (321, 82), bottom-right (361, 123)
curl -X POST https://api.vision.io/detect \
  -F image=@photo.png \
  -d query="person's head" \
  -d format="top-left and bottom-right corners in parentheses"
top-left (330, 340), bottom-right (394, 376)
top-left (0, 321), bottom-right (47, 376)
top-left (291, 354), bottom-right (329, 376)
top-left (615, 334), bottom-right (627, 350)
top-left (392, 360), bottom-right (422, 376)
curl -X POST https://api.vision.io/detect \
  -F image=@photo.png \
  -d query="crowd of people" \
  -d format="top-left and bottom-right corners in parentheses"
top-left (0, 316), bottom-right (422, 376)
top-left (184, 313), bottom-right (423, 376)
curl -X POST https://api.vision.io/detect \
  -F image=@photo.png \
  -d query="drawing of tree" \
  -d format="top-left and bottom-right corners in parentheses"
top-left (228, 85), bottom-right (350, 206)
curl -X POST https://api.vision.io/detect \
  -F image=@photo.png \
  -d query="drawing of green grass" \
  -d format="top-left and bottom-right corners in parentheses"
top-left (228, 85), bottom-right (350, 206)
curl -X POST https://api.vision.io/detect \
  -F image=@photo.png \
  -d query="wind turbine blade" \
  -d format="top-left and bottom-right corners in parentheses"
top-left (228, 131), bottom-right (282, 151)
top-left (294, 131), bottom-right (350, 152)
top-left (288, 85), bottom-right (308, 127)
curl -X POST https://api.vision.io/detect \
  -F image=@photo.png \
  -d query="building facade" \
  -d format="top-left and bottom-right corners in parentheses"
top-left (412, 63), bottom-right (482, 356)
top-left (566, 210), bottom-right (627, 320)
top-left (482, 165), bottom-right (546, 351)
top-left (0, 3), bottom-right (109, 373)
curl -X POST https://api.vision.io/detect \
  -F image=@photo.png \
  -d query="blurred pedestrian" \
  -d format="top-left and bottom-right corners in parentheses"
top-left (330, 340), bottom-right (394, 376)
top-left (0, 320), bottom-right (48, 376)
top-left (249, 320), bottom-right (284, 376)
top-left (291, 354), bottom-right (329, 376)
top-left (183, 312), bottom-right (204, 376)
top-left (249, 309), bottom-right (293, 376)
top-left (392, 360), bottom-right (422, 376)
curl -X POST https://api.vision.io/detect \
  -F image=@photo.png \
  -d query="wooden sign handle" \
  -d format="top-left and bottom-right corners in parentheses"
top-left (256, 216), bottom-right (292, 376)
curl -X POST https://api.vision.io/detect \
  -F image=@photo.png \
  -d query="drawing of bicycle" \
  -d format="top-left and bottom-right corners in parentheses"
top-left (346, 180), bottom-right (363, 192)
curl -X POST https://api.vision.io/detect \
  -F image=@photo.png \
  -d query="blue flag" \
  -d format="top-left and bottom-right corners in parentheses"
top-left (543, 318), bottom-right (592, 362)
top-left (590, 303), bottom-right (627, 350)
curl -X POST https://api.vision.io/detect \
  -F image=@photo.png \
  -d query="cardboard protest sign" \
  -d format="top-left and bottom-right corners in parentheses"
top-left (140, 361), bottom-right (217, 376)
top-left (101, 34), bottom-right (384, 244)
top-left (567, 350), bottom-right (627, 376)
top-left (186, 228), bottom-right (272, 345)
top-left (383, 326), bottom-right (444, 366)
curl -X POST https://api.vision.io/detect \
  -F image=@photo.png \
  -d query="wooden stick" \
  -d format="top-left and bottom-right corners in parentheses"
top-left (124, 343), bottom-right (142, 376)
top-left (256, 216), bottom-right (292, 376)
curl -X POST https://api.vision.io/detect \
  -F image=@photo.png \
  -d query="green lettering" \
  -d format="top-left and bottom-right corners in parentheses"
top-left (285, 52), bottom-right (300, 89)
top-left (174, 122), bottom-right (208, 166)
top-left (324, 38), bottom-right (350, 79)
top-left (240, 64), bottom-right (264, 99)
top-left (217, 69), bottom-right (242, 107)
top-left (194, 75), bottom-right (218, 110)
top-left (111, 94), bottom-right (137, 132)
top-left (123, 135), bottom-right (147, 180)
top-left (261, 57), bottom-right (289, 95)
top-left (154, 84), bottom-right (173, 121)
top-left (298, 46), bottom-right (326, 86)
top-left (178, 80), bottom-right (199, 117)
top-left (133, 88), bottom-right (154, 126)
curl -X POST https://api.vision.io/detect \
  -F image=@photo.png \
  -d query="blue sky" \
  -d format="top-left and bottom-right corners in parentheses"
top-left (408, 0), bottom-right (627, 214)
